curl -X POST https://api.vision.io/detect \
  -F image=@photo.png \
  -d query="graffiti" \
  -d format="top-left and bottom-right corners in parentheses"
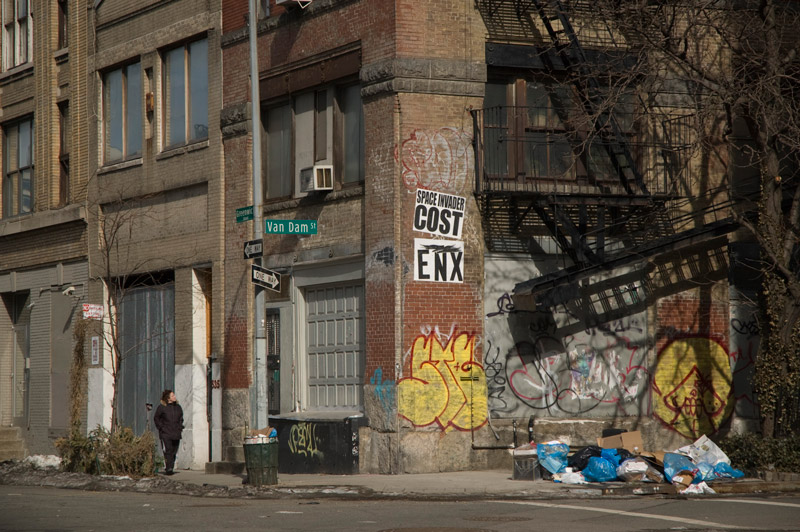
top-left (370, 367), bottom-right (396, 414)
top-left (731, 318), bottom-right (759, 338)
top-left (729, 312), bottom-right (760, 417)
top-left (504, 336), bottom-right (649, 415)
top-left (372, 246), bottom-right (395, 266)
top-left (396, 128), bottom-right (473, 194)
top-left (288, 422), bottom-right (324, 459)
top-left (653, 336), bottom-right (734, 439)
top-left (398, 330), bottom-right (487, 431)
top-left (485, 341), bottom-right (510, 415)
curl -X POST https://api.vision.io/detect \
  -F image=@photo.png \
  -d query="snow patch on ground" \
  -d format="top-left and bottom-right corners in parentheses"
top-left (23, 455), bottom-right (62, 469)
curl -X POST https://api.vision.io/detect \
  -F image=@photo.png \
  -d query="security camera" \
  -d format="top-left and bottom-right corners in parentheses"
top-left (62, 286), bottom-right (75, 296)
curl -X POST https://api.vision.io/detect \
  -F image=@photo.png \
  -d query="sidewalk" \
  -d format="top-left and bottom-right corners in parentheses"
top-left (3, 460), bottom-right (800, 500)
top-left (165, 467), bottom-right (800, 500)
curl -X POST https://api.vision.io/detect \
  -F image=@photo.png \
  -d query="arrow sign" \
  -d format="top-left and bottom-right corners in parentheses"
top-left (244, 239), bottom-right (263, 259)
top-left (251, 264), bottom-right (281, 292)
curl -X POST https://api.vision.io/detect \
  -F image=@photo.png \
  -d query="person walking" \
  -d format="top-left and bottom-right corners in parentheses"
top-left (154, 389), bottom-right (183, 475)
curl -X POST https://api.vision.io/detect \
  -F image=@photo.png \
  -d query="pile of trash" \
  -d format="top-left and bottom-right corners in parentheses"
top-left (513, 431), bottom-right (744, 495)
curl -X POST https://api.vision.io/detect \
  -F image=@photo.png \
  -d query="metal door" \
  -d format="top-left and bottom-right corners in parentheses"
top-left (305, 283), bottom-right (364, 409)
top-left (9, 293), bottom-right (30, 427)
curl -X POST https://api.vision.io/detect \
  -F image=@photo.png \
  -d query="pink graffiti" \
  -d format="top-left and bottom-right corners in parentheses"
top-left (396, 128), bottom-right (473, 194)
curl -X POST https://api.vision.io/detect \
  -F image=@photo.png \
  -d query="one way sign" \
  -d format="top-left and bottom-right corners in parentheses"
top-left (244, 239), bottom-right (263, 259)
top-left (251, 264), bottom-right (281, 292)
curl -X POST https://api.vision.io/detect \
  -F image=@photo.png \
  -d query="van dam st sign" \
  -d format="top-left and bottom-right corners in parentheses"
top-left (265, 219), bottom-right (317, 235)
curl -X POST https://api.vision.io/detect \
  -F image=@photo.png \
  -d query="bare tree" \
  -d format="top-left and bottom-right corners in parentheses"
top-left (528, 0), bottom-right (800, 437)
top-left (88, 183), bottom-right (205, 434)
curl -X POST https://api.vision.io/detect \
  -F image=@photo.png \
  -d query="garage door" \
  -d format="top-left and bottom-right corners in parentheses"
top-left (305, 282), bottom-right (364, 409)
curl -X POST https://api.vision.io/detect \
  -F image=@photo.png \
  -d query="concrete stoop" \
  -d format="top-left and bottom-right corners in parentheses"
top-left (0, 427), bottom-right (27, 461)
top-left (205, 445), bottom-right (246, 475)
top-left (204, 461), bottom-right (245, 475)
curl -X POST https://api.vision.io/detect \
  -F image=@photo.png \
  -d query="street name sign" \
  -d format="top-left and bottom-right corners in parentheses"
top-left (236, 205), bottom-right (254, 223)
top-left (244, 239), bottom-right (263, 259)
top-left (264, 219), bottom-right (317, 235)
top-left (251, 264), bottom-right (281, 292)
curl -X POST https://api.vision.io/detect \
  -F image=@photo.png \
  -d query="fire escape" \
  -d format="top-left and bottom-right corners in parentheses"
top-left (473, 0), bottom-right (739, 320)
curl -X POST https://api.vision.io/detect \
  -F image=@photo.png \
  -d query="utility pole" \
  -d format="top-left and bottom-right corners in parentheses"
top-left (249, 0), bottom-right (267, 429)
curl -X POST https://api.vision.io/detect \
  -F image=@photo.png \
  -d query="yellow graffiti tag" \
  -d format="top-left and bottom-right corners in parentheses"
top-left (397, 331), bottom-right (487, 432)
top-left (653, 337), bottom-right (733, 439)
top-left (288, 422), bottom-right (324, 458)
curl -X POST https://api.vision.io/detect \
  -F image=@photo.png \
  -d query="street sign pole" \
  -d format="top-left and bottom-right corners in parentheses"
top-left (249, 0), bottom-right (268, 427)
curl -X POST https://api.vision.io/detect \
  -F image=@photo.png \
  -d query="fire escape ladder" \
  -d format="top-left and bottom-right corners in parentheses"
top-left (531, 201), bottom-right (600, 266)
top-left (530, 0), bottom-right (649, 196)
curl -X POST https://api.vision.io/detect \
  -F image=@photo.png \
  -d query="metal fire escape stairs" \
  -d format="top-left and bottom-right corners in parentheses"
top-left (474, 0), bottom-right (740, 309)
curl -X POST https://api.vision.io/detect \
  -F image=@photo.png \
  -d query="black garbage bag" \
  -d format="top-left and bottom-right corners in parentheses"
top-left (568, 445), bottom-right (602, 471)
top-left (616, 448), bottom-right (634, 463)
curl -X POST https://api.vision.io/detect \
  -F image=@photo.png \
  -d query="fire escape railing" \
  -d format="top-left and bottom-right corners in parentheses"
top-left (471, 105), bottom-right (693, 197)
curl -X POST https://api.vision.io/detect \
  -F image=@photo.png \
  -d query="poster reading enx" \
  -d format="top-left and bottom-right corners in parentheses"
top-left (414, 238), bottom-right (464, 283)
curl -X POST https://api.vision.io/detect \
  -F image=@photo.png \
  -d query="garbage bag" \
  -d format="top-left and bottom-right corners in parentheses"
top-left (663, 452), bottom-right (699, 482)
top-left (582, 456), bottom-right (618, 482)
top-left (601, 447), bottom-right (622, 467)
top-left (568, 445), bottom-right (602, 471)
top-left (556, 471), bottom-right (588, 484)
top-left (616, 457), bottom-right (665, 483)
top-left (712, 461), bottom-right (744, 480)
top-left (680, 435), bottom-right (730, 466)
top-left (537, 441), bottom-right (569, 474)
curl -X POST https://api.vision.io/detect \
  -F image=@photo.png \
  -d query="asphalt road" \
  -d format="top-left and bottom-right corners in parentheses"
top-left (2, 485), bottom-right (800, 531)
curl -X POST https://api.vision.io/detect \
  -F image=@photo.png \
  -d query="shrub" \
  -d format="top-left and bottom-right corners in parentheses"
top-left (719, 433), bottom-right (800, 474)
top-left (55, 426), bottom-right (161, 478)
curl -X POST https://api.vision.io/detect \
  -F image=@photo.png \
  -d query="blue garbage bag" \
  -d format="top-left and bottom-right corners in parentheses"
top-left (537, 442), bottom-right (569, 474)
top-left (601, 448), bottom-right (621, 467)
top-left (663, 453), bottom-right (699, 482)
top-left (712, 461), bottom-right (744, 480)
top-left (582, 456), bottom-right (618, 482)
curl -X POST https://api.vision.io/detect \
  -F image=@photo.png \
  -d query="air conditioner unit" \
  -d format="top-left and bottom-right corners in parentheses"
top-left (300, 165), bottom-right (333, 192)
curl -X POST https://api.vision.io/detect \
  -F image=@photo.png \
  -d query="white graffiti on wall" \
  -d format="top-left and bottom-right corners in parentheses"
top-left (396, 128), bottom-right (473, 194)
top-left (485, 291), bottom-right (650, 417)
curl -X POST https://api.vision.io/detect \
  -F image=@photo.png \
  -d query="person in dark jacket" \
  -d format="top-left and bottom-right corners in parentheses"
top-left (154, 389), bottom-right (183, 475)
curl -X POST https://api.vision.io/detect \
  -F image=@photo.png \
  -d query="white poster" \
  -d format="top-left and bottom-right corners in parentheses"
top-left (413, 189), bottom-right (466, 239)
top-left (414, 238), bottom-right (464, 283)
top-left (91, 336), bottom-right (100, 365)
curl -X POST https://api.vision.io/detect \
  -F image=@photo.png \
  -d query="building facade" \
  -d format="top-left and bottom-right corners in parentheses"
top-left (85, 0), bottom-right (225, 469)
top-left (0, 0), bottom-right (89, 457)
top-left (2, 0), bottom-right (770, 474)
top-left (220, 0), bottom-right (762, 474)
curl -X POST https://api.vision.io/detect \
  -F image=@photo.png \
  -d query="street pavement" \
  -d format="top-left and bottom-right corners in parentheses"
top-left (3, 459), bottom-right (799, 501)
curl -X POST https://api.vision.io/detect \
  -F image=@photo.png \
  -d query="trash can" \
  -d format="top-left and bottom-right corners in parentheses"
top-left (243, 441), bottom-right (278, 486)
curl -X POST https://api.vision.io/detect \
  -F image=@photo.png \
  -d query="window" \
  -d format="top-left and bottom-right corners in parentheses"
top-left (483, 77), bottom-right (634, 184)
top-left (265, 102), bottom-right (292, 199)
top-left (263, 83), bottom-right (364, 200)
top-left (103, 62), bottom-right (142, 163)
top-left (2, 0), bottom-right (31, 70)
top-left (59, 102), bottom-right (70, 205)
top-left (162, 38), bottom-right (208, 148)
top-left (57, 0), bottom-right (68, 50)
top-left (2, 116), bottom-right (33, 218)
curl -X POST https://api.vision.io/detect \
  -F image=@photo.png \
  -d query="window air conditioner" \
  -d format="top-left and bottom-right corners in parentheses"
top-left (300, 165), bottom-right (333, 192)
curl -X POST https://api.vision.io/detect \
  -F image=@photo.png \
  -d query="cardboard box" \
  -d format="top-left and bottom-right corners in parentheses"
top-left (639, 451), bottom-right (666, 465)
top-left (671, 469), bottom-right (694, 491)
top-left (596, 430), bottom-right (644, 453)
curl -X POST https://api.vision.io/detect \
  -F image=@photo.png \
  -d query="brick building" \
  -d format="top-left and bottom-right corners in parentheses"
top-left (1, 0), bottom-right (774, 474)
top-left (83, 0), bottom-right (225, 469)
top-left (0, 0), bottom-right (89, 458)
top-left (219, 0), bottom-right (765, 475)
